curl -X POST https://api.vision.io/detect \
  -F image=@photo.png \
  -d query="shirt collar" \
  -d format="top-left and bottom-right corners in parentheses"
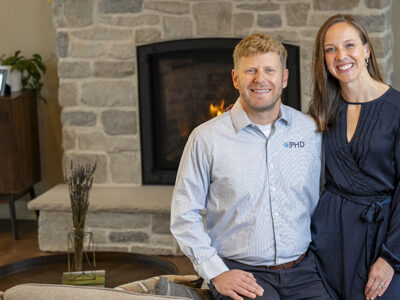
top-left (231, 99), bottom-right (251, 132)
top-left (278, 103), bottom-right (291, 126)
top-left (231, 98), bottom-right (292, 133)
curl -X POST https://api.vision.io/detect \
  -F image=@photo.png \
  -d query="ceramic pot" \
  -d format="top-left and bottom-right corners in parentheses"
top-left (0, 66), bottom-right (22, 92)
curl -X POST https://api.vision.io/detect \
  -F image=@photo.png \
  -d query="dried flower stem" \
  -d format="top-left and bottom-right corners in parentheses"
top-left (64, 161), bottom-right (96, 271)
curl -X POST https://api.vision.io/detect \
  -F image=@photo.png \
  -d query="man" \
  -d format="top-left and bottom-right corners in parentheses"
top-left (171, 33), bottom-right (329, 300)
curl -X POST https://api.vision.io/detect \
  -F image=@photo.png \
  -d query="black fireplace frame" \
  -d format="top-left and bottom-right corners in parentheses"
top-left (137, 38), bottom-right (300, 185)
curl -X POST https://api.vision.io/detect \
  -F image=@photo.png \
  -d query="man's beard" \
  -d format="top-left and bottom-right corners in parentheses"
top-left (241, 91), bottom-right (281, 112)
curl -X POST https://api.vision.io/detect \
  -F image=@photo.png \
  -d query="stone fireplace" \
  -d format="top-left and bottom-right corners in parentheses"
top-left (55, 0), bottom-right (394, 186)
top-left (33, 0), bottom-right (394, 255)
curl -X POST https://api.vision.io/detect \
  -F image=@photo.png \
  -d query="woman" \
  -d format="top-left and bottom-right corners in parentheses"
top-left (309, 14), bottom-right (400, 300)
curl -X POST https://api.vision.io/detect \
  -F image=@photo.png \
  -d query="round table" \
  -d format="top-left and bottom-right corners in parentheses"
top-left (0, 252), bottom-right (178, 290)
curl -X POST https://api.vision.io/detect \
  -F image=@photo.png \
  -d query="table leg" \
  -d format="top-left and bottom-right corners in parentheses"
top-left (7, 194), bottom-right (19, 240)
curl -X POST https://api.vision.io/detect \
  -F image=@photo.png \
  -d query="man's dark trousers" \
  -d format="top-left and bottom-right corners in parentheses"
top-left (208, 251), bottom-right (331, 300)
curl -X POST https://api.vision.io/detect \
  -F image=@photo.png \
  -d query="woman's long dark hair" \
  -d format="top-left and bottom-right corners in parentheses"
top-left (308, 14), bottom-right (384, 132)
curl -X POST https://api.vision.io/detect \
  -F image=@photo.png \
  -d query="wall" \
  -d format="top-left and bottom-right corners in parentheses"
top-left (0, 0), bottom-right (62, 219)
top-left (391, 0), bottom-right (400, 89)
top-left (0, 0), bottom-right (397, 220)
top-left (54, 0), bottom-right (394, 187)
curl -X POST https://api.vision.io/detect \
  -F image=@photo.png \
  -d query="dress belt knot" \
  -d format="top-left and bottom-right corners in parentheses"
top-left (361, 201), bottom-right (386, 223)
top-left (325, 185), bottom-right (392, 223)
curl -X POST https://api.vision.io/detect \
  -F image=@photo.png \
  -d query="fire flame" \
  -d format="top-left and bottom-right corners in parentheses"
top-left (209, 99), bottom-right (225, 118)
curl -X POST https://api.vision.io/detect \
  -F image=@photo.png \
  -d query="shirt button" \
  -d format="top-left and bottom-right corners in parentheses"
top-left (270, 164), bottom-right (274, 168)
top-left (271, 186), bottom-right (276, 192)
top-left (274, 212), bottom-right (279, 217)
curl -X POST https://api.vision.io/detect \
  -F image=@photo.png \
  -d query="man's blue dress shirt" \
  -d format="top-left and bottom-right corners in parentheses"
top-left (171, 100), bottom-right (322, 283)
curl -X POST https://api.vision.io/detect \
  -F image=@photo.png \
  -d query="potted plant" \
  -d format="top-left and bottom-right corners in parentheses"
top-left (0, 50), bottom-right (47, 102)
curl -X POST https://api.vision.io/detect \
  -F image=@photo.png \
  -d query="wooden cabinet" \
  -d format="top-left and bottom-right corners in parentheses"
top-left (0, 90), bottom-right (41, 239)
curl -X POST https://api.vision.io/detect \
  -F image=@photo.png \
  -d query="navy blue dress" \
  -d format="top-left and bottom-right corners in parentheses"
top-left (311, 87), bottom-right (400, 300)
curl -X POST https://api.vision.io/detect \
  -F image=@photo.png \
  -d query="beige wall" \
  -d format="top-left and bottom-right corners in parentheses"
top-left (0, 1), bottom-right (398, 219)
top-left (392, 1), bottom-right (400, 90)
top-left (0, 0), bottom-right (62, 219)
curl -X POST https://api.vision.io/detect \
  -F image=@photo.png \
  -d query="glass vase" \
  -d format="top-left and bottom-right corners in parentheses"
top-left (66, 229), bottom-right (96, 281)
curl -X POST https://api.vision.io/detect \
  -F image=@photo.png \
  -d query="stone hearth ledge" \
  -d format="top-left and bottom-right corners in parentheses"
top-left (27, 184), bottom-right (182, 255)
top-left (28, 184), bottom-right (174, 213)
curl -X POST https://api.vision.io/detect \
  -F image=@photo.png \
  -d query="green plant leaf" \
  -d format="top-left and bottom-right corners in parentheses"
top-left (1, 50), bottom-right (47, 103)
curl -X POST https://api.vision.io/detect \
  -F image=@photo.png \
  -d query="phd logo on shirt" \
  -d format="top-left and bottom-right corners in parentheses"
top-left (284, 141), bottom-right (305, 148)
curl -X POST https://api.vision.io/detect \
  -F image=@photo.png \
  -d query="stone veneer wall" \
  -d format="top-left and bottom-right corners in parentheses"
top-left (55, 0), bottom-right (393, 185)
top-left (39, 210), bottom-right (176, 254)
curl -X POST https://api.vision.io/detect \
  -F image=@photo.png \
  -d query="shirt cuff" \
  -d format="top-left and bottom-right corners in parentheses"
top-left (196, 254), bottom-right (229, 283)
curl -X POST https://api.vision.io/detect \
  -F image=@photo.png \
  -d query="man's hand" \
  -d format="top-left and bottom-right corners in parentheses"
top-left (364, 257), bottom-right (394, 300)
top-left (211, 269), bottom-right (264, 300)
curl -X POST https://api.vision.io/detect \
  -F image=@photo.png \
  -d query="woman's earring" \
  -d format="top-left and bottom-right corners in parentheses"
top-left (365, 56), bottom-right (369, 68)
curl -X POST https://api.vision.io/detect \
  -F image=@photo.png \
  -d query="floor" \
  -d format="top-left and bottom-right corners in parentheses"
top-left (0, 219), bottom-right (196, 287)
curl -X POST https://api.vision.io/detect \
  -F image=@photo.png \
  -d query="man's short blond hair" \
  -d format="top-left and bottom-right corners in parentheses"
top-left (233, 33), bottom-right (287, 70)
